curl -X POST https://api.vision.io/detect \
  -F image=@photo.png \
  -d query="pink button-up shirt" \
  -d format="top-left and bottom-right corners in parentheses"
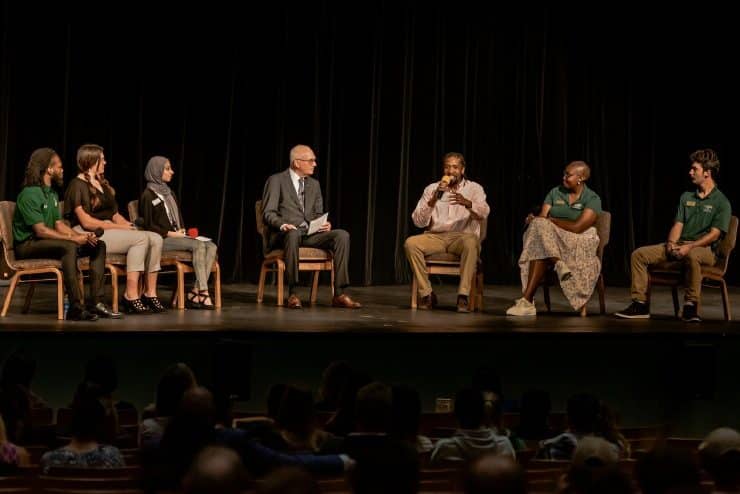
top-left (411, 178), bottom-right (490, 238)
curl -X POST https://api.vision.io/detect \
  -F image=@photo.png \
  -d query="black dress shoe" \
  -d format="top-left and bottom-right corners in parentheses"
top-left (121, 297), bottom-right (150, 314)
top-left (141, 295), bottom-right (167, 313)
top-left (66, 305), bottom-right (99, 322)
top-left (89, 302), bottom-right (122, 319)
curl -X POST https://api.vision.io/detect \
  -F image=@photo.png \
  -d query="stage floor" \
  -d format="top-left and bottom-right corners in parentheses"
top-left (1, 282), bottom-right (738, 335)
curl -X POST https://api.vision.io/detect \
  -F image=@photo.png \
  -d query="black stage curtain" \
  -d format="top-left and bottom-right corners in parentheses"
top-left (1, 3), bottom-right (738, 285)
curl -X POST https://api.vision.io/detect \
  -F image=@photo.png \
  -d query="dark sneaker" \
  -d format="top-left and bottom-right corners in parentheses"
top-left (66, 304), bottom-right (99, 322)
top-left (615, 301), bottom-right (650, 319)
top-left (457, 295), bottom-right (470, 313)
top-left (418, 292), bottom-right (438, 310)
top-left (681, 303), bottom-right (701, 322)
top-left (89, 302), bottom-right (122, 319)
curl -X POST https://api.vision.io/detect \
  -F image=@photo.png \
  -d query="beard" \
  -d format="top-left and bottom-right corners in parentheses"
top-left (52, 173), bottom-right (64, 187)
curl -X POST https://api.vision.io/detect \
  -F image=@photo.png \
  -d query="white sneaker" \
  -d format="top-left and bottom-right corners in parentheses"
top-left (555, 260), bottom-right (573, 282)
top-left (506, 297), bottom-right (537, 316)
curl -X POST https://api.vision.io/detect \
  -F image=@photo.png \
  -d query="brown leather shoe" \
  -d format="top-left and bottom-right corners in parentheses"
top-left (287, 294), bottom-right (302, 309)
top-left (457, 295), bottom-right (470, 313)
top-left (418, 292), bottom-right (438, 310)
top-left (331, 293), bottom-right (362, 309)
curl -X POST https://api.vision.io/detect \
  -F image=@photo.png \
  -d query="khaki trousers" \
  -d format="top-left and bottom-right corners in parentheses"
top-left (404, 232), bottom-right (480, 297)
top-left (630, 243), bottom-right (715, 304)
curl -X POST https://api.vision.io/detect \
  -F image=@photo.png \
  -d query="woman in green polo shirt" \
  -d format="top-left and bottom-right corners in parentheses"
top-left (506, 161), bottom-right (602, 316)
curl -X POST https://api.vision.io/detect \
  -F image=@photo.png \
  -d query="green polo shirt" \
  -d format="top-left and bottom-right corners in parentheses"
top-left (676, 187), bottom-right (731, 243)
top-left (12, 186), bottom-right (61, 244)
top-left (544, 184), bottom-right (602, 221)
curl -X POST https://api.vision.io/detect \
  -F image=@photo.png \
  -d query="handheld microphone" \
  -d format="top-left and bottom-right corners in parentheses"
top-left (93, 227), bottom-right (105, 238)
top-left (436, 175), bottom-right (452, 199)
top-left (134, 218), bottom-right (145, 229)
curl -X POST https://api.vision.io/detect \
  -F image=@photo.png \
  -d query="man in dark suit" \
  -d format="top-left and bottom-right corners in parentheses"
top-left (261, 144), bottom-right (361, 309)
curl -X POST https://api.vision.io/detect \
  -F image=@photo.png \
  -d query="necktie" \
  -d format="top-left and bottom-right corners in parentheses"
top-left (298, 178), bottom-right (305, 212)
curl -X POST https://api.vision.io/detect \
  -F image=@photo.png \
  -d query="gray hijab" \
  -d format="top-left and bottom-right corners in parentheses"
top-left (145, 156), bottom-right (183, 230)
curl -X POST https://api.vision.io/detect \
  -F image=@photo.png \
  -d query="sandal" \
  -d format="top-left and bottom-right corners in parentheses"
top-left (199, 290), bottom-right (215, 310)
top-left (186, 290), bottom-right (203, 310)
top-left (141, 295), bottom-right (167, 313)
top-left (121, 297), bottom-right (150, 314)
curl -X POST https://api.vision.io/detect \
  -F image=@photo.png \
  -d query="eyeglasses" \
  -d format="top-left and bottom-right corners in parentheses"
top-left (296, 158), bottom-right (317, 163)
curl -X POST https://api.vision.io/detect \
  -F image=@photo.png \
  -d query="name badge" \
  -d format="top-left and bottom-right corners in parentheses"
top-left (43, 204), bottom-right (48, 209)
top-left (152, 198), bottom-right (162, 206)
top-left (703, 205), bottom-right (714, 213)
top-left (554, 199), bottom-right (566, 205)
top-left (572, 203), bottom-right (583, 210)
top-left (686, 201), bottom-right (696, 207)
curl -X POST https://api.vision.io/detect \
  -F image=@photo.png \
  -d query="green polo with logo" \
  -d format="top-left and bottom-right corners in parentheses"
top-left (12, 185), bottom-right (61, 244)
top-left (676, 187), bottom-right (731, 243)
top-left (544, 184), bottom-right (602, 221)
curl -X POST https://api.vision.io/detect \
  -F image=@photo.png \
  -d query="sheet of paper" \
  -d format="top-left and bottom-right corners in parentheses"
top-left (307, 213), bottom-right (329, 236)
top-left (195, 236), bottom-right (212, 242)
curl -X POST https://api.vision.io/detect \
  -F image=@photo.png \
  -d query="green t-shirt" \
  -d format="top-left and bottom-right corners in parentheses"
top-left (12, 186), bottom-right (61, 244)
top-left (544, 184), bottom-right (602, 221)
top-left (675, 187), bottom-right (732, 243)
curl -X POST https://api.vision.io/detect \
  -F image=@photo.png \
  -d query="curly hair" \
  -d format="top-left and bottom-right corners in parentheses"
top-left (22, 148), bottom-right (58, 188)
top-left (689, 149), bottom-right (720, 179)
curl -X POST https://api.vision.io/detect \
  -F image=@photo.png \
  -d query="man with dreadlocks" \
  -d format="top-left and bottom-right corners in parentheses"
top-left (12, 148), bottom-right (113, 321)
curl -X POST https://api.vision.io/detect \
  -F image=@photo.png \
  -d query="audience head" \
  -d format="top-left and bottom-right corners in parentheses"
top-left (266, 383), bottom-right (288, 420)
top-left (699, 427), bottom-right (740, 490)
top-left (464, 455), bottom-right (526, 494)
top-left (635, 445), bottom-right (702, 494)
top-left (471, 367), bottom-right (502, 400)
top-left (0, 413), bottom-right (8, 442)
top-left (355, 381), bottom-right (393, 434)
top-left (318, 360), bottom-right (352, 409)
top-left (689, 148), bottom-right (720, 180)
top-left (567, 436), bottom-right (621, 493)
top-left (455, 388), bottom-right (486, 430)
top-left (23, 148), bottom-right (60, 187)
top-left (257, 466), bottom-right (320, 494)
top-left (69, 397), bottom-right (107, 443)
top-left (276, 386), bottom-right (316, 441)
top-left (567, 393), bottom-right (600, 434)
top-left (156, 363), bottom-right (197, 417)
top-left (391, 385), bottom-right (422, 442)
top-left (182, 446), bottom-right (251, 494)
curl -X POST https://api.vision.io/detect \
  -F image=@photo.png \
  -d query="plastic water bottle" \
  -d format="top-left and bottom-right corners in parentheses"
top-left (63, 294), bottom-right (70, 320)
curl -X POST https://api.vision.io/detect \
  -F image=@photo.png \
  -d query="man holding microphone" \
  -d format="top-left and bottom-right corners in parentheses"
top-left (404, 152), bottom-right (490, 312)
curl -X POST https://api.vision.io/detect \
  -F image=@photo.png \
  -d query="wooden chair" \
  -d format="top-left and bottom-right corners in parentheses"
top-left (127, 200), bottom-right (221, 310)
top-left (410, 218), bottom-right (487, 311)
top-left (255, 200), bottom-right (334, 306)
top-left (1, 201), bottom-right (75, 320)
top-left (541, 211), bottom-right (611, 316)
top-left (647, 215), bottom-right (738, 320)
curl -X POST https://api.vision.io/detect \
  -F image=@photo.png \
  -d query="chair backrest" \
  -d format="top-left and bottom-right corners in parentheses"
top-left (479, 216), bottom-right (488, 243)
top-left (715, 215), bottom-right (739, 275)
top-left (254, 200), bottom-right (270, 255)
top-left (128, 200), bottom-right (139, 223)
top-left (594, 211), bottom-right (611, 260)
top-left (0, 201), bottom-right (17, 268)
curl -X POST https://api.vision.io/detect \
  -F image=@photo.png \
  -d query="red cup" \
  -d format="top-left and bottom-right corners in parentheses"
top-left (187, 227), bottom-right (199, 238)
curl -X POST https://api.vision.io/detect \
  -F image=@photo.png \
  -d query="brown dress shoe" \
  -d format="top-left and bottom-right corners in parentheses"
top-left (287, 294), bottom-right (302, 309)
top-left (331, 293), bottom-right (362, 308)
top-left (457, 295), bottom-right (470, 313)
top-left (418, 292), bottom-right (438, 310)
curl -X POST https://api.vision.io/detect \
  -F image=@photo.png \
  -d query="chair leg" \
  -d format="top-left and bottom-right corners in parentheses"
top-left (580, 305), bottom-right (588, 317)
top-left (213, 262), bottom-right (222, 308)
top-left (671, 287), bottom-right (680, 317)
top-left (55, 269), bottom-right (64, 320)
top-left (598, 275), bottom-right (606, 314)
top-left (276, 259), bottom-right (285, 306)
top-left (22, 283), bottom-right (36, 314)
top-left (110, 268), bottom-right (119, 313)
top-left (1, 274), bottom-right (20, 317)
top-left (310, 271), bottom-right (319, 305)
top-left (176, 263), bottom-right (186, 309)
top-left (257, 262), bottom-right (268, 303)
top-left (411, 277), bottom-right (418, 309)
top-left (720, 279), bottom-right (732, 321)
top-left (330, 261), bottom-right (335, 298)
top-left (468, 277), bottom-right (476, 312)
top-left (543, 285), bottom-right (551, 312)
top-left (477, 271), bottom-right (484, 311)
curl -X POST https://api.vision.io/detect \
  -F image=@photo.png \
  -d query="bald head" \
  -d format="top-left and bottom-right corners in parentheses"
top-left (183, 446), bottom-right (251, 494)
top-left (464, 455), bottom-right (526, 494)
top-left (289, 145), bottom-right (317, 177)
top-left (289, 145), bottom-right (313, 163)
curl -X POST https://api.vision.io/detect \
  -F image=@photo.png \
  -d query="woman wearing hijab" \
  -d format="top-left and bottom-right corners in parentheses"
top-left (138, 157), bottom-right (218, 309)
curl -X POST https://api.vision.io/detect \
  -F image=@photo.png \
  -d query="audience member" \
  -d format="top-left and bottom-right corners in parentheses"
top-left (392, 385), bottom-right (433, 453)
top-left (182, 445), bottom-right (252, 494)
top-left (699, 427), bottom-right (740, 493)
top-left (464, 455), bottom-right (526, 494)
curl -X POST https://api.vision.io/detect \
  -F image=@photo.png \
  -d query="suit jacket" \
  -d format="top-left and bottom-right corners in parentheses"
top-left (261, 169), bottom-right (324, 249)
